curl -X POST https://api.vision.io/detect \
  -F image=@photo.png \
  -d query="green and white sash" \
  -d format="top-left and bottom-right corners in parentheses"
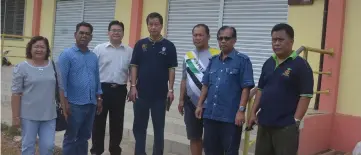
top-left (184, 48), bottom-right (220, 105)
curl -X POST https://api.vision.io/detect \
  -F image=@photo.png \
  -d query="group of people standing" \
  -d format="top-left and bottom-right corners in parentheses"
top-left (11, 11), bottom-right (313, 155)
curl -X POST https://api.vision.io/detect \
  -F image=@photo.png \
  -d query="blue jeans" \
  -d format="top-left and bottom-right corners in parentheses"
top-left (62, 103), bottom-right (96, 155)
top-left (21, 118), bottom-right (56, 155)
top-left (133, 98), bottom-right (166, 155)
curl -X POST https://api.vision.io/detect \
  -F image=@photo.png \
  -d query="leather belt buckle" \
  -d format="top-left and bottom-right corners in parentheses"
top-left (110, 84), bottom-right (118, 88)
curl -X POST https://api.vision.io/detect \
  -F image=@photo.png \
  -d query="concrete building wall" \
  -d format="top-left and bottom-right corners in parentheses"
top-left (288, 0), bottom-right (324, 108)
top-left (140, 0), bottom-right (168, 38)
top-left (114, 0), bottom-right (132, 45)
top-left (337, 0), bottom-right (361, 117)
top-left (39, 0), bottom-right (56, 49)
top-left (1, 0), bottom-right (34, 64)
top-left (331, 0), bottom-right (361, 151)
top-left (3, 0), bottom-right (360, 154)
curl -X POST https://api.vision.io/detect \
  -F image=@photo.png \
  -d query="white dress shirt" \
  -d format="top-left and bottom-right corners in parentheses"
top-left (93, 42), bottom-right (133, 85)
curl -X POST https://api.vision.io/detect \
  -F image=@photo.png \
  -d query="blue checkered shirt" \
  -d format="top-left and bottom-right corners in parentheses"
top-left (57, 44), bottom-right (102, 105)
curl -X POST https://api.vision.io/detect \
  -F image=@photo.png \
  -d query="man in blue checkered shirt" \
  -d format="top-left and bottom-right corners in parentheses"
top-left (58, 22), bottom-right (103, 155)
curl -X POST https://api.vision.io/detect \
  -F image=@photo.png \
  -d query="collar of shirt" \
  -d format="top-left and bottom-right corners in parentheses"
top-left (148, 35), bottom-right (164, 44)
top-left (271, 50), bottom-right (297, 67)
top-left (72, 44), bottom-right (90, 53)
top-left (194, 46), bottom-right (211, 53)
top-left (105, 42), bottom-right (125, 49)
top-left (218, 49), bottom-right (237, 60)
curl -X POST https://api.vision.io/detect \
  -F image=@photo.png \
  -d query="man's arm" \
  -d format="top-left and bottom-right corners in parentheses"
top-left (128, 47), bottom-right (134, 84)
top-left (130, 42), bottom-right (141, 86)
top-left (239, 58), bottom-right (255, 108)
top-left (295, 60), bottom-right (314, 120)
top-left (197, 59), bottom-right (212, 107)
top-left (251, 64), bottom-right (266, 115)
top-left (95, 57), bottom-right (103, 98)
top-left (179, 60), bottom-right (187, 102)
top-left (168, 43), bottom-right (178, 91)
top-left (57, 50), bottom-right (70, 98)
top-left (196, 85), bottom-right (208, 107)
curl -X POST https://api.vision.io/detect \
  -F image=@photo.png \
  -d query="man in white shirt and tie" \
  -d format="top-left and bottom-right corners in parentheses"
top-left (90, 20), bottom-right (133, 155)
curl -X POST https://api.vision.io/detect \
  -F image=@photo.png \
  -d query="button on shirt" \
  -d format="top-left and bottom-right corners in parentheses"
top-left (93, 42), bottom-right (133, 85)
top-left (202, 50), bottom-right (255, 123)
top-left (57, 44), bottom-right (102, 105)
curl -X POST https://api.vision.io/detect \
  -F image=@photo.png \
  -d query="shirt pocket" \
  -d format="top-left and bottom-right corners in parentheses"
top-left (70, 57), bottom-right (84, 73)
top-left (226, 67), bottom-right (240, 87)
top-left (209, 68), bottom-right (218, 85)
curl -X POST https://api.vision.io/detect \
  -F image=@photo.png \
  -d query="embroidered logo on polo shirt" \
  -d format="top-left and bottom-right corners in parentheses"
top-left (142, 44), bottom-right (147, 52)
top-left (282, 68), bottom-right (292, 77)
top-left (159, 47), bottom-right (167, 55)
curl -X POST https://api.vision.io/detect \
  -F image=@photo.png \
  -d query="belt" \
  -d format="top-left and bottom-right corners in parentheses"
top-left (101, 83), bottom-right (126, 88)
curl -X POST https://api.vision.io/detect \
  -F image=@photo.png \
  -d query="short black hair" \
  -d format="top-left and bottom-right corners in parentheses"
top-left (76, 21), bottom-right (93, 33)
top-left (146, 12), bottom-right (163, 25)
top-left (192, 24), bottom-right (210, 36)
top-left (108, 20), bottom-right (124, 31)
top-left (217, 26), bottom-right (237, 39)
top-left (26, 36), bottom-right (51, 60)
top-left (271, 23), bottom-right (294, 39)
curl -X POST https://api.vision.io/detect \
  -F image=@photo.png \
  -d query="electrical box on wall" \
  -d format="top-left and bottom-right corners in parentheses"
top-left (288, 0), bottom-right (314, 5)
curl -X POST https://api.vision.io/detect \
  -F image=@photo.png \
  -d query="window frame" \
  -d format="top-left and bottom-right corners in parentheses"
top-left (1, 0), bottom-right (26, 40)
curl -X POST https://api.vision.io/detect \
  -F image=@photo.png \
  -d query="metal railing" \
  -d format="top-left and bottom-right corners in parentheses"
top-left (295, 46), bottom-right (334, 95)
top-left (242, 46), bottom-right (334, 154)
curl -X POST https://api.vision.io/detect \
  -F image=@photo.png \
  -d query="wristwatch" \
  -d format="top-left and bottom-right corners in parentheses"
top-left (238, 106), bottom-right (246, 112)
top-left (295, 118), bottom-right (301, 127)
top-left (169, 89), bottom-right (174, 93)
top-left (97, 97), bottom-right (102, 101)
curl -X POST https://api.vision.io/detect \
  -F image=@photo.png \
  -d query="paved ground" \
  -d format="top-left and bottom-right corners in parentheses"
top-left (1, 66), bottom-right (258, 155)
top-left (1, 99), bottom-right (256, 155)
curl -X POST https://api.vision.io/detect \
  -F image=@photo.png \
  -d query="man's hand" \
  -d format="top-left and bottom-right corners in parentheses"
top-left (62, 101), bottom-right (71, 122)
top-left (195, 106), bottom-right (203, 119)
top-left (12, 117), bottom-right (21, 128)
top-left (128, 87), bottom-right (138, 102)
top-left (167, 91), bottom-right (174, 103)
top-left (235, 111), bottom-right (245, 126)
top-left (247, 113), bottom-right (258, 128)
top-left (178, 100), bottom-right (184, 115)
top-left (96, 99), bottom-right (103, 115)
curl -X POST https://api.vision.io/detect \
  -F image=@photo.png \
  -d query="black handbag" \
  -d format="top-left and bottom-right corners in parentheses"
top-left (51, 60), bottom-right (67, 131)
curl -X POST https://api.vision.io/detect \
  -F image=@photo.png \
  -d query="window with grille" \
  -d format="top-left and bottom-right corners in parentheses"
top-left (1, 0), bottom-right (25, 37)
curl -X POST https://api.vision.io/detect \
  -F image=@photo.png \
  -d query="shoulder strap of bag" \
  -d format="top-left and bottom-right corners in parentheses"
top-left (51, 60), bottom-right (60, 104)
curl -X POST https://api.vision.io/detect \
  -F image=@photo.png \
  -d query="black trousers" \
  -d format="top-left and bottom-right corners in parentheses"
top-left (90, 83), bottom-right (127, 155)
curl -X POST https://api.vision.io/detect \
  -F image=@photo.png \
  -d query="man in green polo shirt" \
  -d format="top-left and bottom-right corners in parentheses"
top-left (248, 23), bottom-right (314, 155)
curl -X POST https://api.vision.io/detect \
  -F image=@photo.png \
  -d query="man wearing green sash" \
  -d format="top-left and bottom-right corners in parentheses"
top-left (178, 24), bottom-right (220, 155)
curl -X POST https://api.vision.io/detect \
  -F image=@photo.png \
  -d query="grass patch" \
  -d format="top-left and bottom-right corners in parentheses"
top-left (1, 122), bottom-right (62, 155)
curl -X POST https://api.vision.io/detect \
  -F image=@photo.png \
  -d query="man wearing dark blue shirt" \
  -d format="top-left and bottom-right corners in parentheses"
top-left (247, 23), bottom-right (314, 155)
top-left (129, 12), bottom-right (178, 155)
top-left (195, 26), bottom-right (255, 155)
top-left (58, 22), bottom-right (103, 155)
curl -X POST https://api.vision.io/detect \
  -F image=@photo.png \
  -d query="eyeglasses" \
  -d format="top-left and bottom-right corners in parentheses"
top-left (217, 36), bottom-right (232, 41)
